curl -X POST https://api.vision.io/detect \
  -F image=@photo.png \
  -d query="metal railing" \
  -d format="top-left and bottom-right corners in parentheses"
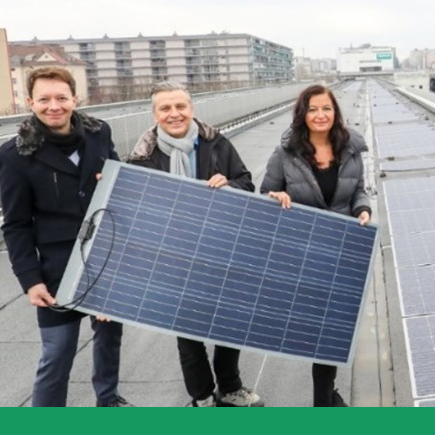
top-left (1, 83), bottom-right (310, 159)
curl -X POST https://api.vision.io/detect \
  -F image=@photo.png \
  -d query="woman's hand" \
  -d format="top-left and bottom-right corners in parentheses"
top-left (268, 191), bottom-right (291, 209)
top-left (358, 211), bottom-right (371, 226)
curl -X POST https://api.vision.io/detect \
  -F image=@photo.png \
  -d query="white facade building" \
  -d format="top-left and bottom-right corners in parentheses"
top-left (338, 46), bottom-right (396, 76)
top-left (10, 33), bottom-right (293, 103)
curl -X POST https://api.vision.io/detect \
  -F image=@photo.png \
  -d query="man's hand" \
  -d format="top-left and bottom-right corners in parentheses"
top-left (96, 315), bottom-right (112, 322)
top-left (27, 283), bottom-right (56, 307)
top-left (207, 174), bottom-right (228, 189)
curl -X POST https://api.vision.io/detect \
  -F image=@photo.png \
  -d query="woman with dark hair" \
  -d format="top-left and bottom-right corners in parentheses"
top-left (260, 85), bottom-right (371, 406)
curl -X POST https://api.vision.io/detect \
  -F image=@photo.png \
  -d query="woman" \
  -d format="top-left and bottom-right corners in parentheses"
top-left (260, 84), bottom-right (371, 407)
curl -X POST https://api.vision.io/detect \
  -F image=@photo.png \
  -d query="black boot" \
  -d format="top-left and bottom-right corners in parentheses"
top-left (312, 363), bottom-right (338, 407)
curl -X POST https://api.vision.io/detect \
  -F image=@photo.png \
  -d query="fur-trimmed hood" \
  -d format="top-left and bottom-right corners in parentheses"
top-left (129, 118), bottom-right (219, 161)
top-left (15, 111), bottom-right (103, 156)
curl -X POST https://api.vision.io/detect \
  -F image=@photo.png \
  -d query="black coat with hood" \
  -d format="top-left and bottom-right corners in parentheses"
top-left (0, 112), bottom-right (119, 327)
top-left (128, 118), bottom-right (254, 192)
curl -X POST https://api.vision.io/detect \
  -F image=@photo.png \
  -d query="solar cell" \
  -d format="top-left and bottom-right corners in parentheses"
top-left (57, 161), bottom-right (379, 366)
top-left (375, 122), bottom-right (435, 159)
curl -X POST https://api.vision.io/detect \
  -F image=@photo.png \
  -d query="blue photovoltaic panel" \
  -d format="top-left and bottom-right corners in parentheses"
top-left (57, 161), bottom-right (379, 366)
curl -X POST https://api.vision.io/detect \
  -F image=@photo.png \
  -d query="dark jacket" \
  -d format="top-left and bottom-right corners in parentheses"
top-left (0, 112), bottom-right (119, 327)
top-left (260, 128), bottom-right (371, 216)
top-left (128, 118), bottom-right (254, 192)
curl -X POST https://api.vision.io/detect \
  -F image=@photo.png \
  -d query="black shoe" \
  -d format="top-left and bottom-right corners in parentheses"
top-left (97, 395), bottom-right (135, 407)
top-left (331, 389), bottom-right (349, 407)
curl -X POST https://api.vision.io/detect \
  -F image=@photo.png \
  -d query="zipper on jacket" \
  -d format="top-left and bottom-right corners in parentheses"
top-left (53, 172), bottom-right (60, 199)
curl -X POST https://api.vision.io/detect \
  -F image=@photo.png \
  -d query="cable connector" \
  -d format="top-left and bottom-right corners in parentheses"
top-left (78, 219), bottom-right (96, 243)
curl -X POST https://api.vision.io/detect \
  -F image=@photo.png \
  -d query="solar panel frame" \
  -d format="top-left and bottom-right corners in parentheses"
top-left (57, 160), bottom-right (379, 367)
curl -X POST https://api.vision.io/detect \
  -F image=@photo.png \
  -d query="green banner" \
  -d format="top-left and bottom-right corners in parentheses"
top-left (377, 53), bottom-right (393, 60)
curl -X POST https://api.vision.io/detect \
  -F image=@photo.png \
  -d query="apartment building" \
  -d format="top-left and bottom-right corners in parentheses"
top-left (0, 29), bottom-right (14, 115)
top-left (10, 33), bottom-right (293, 103)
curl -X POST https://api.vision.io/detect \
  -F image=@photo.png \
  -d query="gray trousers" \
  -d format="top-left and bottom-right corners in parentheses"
top-left (32, 317), bottom-right (123, 407)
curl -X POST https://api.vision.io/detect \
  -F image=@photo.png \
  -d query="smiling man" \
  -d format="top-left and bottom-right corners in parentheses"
top-left (128, 81), bottom-right (264, 407)
top-left (0, 67), bottom-right (131, 407)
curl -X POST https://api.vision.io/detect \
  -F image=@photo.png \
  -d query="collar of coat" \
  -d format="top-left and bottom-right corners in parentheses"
top-left (129, 118), bottom-right (219, 160)
top-left (280, 127), bottom-right (368, 156)
top-left (15, 111), bottom-right (103, 156)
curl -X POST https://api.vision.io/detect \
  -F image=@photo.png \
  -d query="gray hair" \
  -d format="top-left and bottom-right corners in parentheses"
top-left (150, 81), bottom-right (192, 110)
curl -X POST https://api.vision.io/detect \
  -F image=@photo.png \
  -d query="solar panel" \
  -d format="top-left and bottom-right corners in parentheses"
top-left (375, 122), bottom-right (435, 160)
top-left (417, 399), bottom-right (435, 407)
top-left (384, 177), bottom-right (435, 402)
top-left (368, 82), bottom-right (420, 124)
top-left (57, 160), bottom-right (379, 367)
top-left (381, 158), bottom-right (435, 172)
top-left (405, 315), bottom-right (435, 399)
top-left (384, 177), bottom-right (435, 316)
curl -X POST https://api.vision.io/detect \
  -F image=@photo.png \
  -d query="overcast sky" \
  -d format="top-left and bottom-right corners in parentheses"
top-left (1, 0), bottom-right (433, 60)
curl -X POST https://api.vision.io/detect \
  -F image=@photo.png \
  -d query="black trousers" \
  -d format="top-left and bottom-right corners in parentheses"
top-left (312, 363), bottom-right (337, 406)
top-left (177, 337), bottom-right (243, 401)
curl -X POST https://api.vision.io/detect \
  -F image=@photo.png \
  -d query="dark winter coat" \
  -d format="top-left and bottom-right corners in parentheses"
top-left (0, 112), bottom-right (119, 327)
top-left (260, 128), bottom-right (371, 217)
top-left (128, 118), bottom-right (254, 192)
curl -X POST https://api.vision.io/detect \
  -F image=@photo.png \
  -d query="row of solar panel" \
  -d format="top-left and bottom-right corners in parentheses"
top-left (376, 81), bottom-right (435, 403)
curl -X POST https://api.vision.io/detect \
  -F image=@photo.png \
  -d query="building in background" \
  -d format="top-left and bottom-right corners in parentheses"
top-left (337, 44), bottom-right (397, 78)
top-left (311, 58), bottom-right (337, 75)
top-left (293, 56), bottom-right (336, 81)
top-left (293, 56), bottom-right (312, 81)
top-left (0, 29), bottom-right (15, 115)
top-left (10, 33), bottom-right (293, 104)
top-left (406, 49), bottom-right (435, 71)
top-left (8, 45), bottom-right (88, 112)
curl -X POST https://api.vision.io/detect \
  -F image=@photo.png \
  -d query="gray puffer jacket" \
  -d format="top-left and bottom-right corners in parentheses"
top-left (260, 128), bottom-right (370, 217)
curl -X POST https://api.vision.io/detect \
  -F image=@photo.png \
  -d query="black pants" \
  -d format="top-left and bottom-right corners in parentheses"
top-left (312, 363), bottom-right (337, 406)
top-left (177, 337), bottom-right (243, 401)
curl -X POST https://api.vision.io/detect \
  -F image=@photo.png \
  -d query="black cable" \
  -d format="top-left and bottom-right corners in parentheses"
top-left (49, 208), bottom-right (116, 312)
